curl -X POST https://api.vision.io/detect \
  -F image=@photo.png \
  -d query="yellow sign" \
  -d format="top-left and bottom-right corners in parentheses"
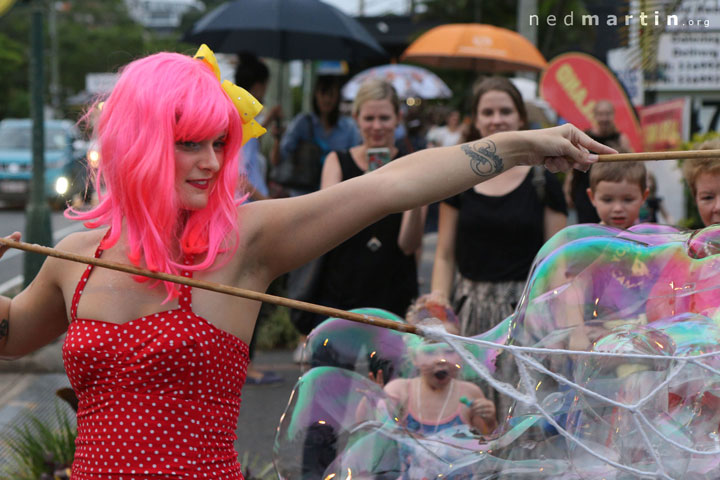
top-left (0, 0), bottom-right (16, 17)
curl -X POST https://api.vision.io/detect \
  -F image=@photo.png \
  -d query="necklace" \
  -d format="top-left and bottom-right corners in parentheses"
top-left (414, 377), bottom-right (455, 435)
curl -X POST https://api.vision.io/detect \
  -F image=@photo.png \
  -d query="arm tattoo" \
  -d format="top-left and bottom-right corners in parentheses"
top-left (0, 318), bottom-right (7, 342)
top-left (462, 140), bottom-right (504, 177)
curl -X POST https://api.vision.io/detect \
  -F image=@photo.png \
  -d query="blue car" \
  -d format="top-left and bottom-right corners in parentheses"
top-left (0, 118), bottom-right (88, 207)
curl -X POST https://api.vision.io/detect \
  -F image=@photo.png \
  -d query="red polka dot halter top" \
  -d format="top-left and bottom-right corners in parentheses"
top-left (63, 236), bottom-right (249, 479)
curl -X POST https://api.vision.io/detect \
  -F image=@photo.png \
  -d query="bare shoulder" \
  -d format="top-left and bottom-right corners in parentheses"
top-left (383, 377), bottom-right (411, 401)
top-left (45, 229), bottom-right (108, 281)
top-left (54, 228), bottom-right (107, 253)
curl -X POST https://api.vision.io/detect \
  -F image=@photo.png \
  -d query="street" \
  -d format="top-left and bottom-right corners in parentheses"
top-left (0, 206), bottom-right (84, 292)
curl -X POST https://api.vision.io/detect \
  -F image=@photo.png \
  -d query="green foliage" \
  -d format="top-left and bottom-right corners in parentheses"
top-left (1, 404), bottom-right (77, 480)
top-left (682, 130), bottom-right (720, 150)
top-left (418, 0), bottom-right (516, 27)
top-left (178, 0), bottom-right (225, 34)
top-left (0, 0), bottom-right (194, 120)
top-left (0, 31), bottom-right (28, 119)
top-left (537, 0), bottom-right (596, 59)
top-left (240, 451), bottom-right (276, 480)
top-left (256, 305), bottom-right (300, 350)
top-left (255, 277), bottom-right (300, 350)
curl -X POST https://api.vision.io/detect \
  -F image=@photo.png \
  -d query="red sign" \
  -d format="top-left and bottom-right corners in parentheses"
top-left (638, 98), bottom-right (687, 152)
top-left (540, 52), bottom-right (643, 152)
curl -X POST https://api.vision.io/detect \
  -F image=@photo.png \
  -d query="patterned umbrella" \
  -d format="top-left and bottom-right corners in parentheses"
top-left (342, 64), bottom-right (452, 100)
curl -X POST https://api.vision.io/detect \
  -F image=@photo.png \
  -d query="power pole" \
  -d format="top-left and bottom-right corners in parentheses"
top-left (48, 1), bottom-right (61, 114)
top-left (24, 0), bottom-right (53, 286)
top-left (517, 0), bottom-right (538, 47)
top-left (517, 0), bottom-right (538, 80)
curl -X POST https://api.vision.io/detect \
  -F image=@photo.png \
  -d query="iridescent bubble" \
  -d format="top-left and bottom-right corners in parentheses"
top-left (301, 308), bottom-right (418, 382)
top-left (275, 225), bottom-right (720, 479)
top-left (273, 367), bottom-right (399, 479)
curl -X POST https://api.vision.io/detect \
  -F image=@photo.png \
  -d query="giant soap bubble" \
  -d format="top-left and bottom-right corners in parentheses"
top-left (275, 225), bottom-right (720, 479)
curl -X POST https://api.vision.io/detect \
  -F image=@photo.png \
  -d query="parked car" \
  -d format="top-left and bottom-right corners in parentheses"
top-left (0, 118), bottom-right (88, 207)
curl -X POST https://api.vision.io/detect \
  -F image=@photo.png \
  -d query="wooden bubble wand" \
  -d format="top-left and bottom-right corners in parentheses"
top-left (0, 237), bottom-right (419, 335)
top-left (1, 150), bottom-right (718, 335)
top-left (597, 149), bottom-right (720, 163)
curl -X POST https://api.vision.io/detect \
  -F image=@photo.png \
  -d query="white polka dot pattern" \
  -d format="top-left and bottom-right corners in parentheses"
top-left (62, 242), bottom-right (249, 479)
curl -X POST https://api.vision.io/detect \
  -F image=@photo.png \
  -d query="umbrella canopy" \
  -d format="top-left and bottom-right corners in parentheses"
top-left (342, 64), bottom-right (452, 100)
top-left (183, 0), bottom-right (386, 62)
top-left (401, 24), bottom-right (547, 72)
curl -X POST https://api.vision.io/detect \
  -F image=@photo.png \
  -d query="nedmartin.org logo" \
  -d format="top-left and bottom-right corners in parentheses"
top-left (530, 10), bottom-right (711, 29)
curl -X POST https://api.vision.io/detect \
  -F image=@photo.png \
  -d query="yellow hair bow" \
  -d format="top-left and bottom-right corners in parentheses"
top-left (193, 44), bottom-right (266, 147)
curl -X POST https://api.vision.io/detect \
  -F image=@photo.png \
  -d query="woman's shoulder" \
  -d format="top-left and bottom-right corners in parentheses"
top-left (54, 228), bottom-right (108, 255)
top-left (42, 228), bottom-right (108, 286)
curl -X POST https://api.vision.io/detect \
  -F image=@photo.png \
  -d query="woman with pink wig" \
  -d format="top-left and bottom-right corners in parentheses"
top-left (0, 46), bottom-right (612, 478)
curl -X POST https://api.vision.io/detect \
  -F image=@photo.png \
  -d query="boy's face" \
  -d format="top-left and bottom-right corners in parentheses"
top-left (587, 180), bottom-right (649, 229)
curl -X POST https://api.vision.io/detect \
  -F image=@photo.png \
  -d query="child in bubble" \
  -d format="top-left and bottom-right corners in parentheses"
top-left (382, 294), bottom-right (497, 435)
top-left (359, 295), bottom-right (496, 478)
top-left (585, 161), bottom-right (648, 231)
top-left (563, 161), bottom-right (652, 351)
top-left (512, 163), bottom-right (655, 415)
top-left (338, 297), bottom-right (496, 479)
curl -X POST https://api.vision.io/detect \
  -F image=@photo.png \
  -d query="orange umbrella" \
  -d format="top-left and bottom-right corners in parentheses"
top-left (401, 23), bottom-right (547, 72)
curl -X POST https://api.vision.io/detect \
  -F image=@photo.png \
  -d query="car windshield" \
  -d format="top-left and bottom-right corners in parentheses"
top-left (0, 124), bottom-right (68, 151)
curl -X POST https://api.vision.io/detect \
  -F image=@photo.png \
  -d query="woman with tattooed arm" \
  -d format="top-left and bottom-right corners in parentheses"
top-left (0, 47), bottom-right (611, 479)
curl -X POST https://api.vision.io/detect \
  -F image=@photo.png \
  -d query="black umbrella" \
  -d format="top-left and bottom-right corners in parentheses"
top-left (183, 0), bottom-right (387, 62)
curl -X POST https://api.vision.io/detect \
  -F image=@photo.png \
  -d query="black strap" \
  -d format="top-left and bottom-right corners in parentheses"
top-left (304, 113), bottom-right (315, 140)
top-left (336, 150), bottom-right (362, 180)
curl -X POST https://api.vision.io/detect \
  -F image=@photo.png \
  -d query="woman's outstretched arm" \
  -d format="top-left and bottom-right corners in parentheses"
top-left (243, 125), bottom-right (614, 281)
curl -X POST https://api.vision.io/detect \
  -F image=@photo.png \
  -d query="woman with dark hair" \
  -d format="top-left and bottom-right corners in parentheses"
top-left (433, 77), bottom-right (568, 338)
top-left (278, 75), bottom-right (361, 197)
top-left (431, 77), bottom-right (568, 419)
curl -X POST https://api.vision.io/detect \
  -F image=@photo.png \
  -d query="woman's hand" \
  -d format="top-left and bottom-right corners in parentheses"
top-left (0, 232), bottom-right (21, 258)
top-left (498, 124), bottom-right (618, 173)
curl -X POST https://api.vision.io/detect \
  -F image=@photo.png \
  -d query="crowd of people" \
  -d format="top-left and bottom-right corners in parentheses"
top-left (249, 59), bottom-right (714, 439)
top-left (0, 43), bottom-right (716, 478)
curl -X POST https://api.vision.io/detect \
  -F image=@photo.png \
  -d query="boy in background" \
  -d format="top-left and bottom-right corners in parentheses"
top-left (586, 161), bottom-right (648, 230)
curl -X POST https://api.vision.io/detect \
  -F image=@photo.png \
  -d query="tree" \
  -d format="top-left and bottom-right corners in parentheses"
top-left (0, 32), bottom-right (28, 119)
top-left (0, 0), bottom-right (192, 120)
top-left (178, 0), bottom-right (225, 34)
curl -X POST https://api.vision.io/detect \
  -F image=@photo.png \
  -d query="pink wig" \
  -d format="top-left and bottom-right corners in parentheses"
top-left (67, 51), bottom-right (245, 300)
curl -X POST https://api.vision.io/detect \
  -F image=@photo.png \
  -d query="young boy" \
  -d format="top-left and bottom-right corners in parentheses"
top-left (586, 162), bottom-right (649, 229)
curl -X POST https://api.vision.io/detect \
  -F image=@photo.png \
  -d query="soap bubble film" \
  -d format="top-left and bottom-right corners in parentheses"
top-left (275, 225), bottom-right (720, 479)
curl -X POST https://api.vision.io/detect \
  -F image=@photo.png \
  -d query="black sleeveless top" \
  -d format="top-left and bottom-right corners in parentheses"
top-left (316, 150), bottom-right (418, 316)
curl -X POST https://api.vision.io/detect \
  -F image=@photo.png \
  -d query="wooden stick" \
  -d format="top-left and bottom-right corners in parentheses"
top-left (598, 149), bottom-right (720, 163)
top-left (0, 238), bottom-right (418, 335)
